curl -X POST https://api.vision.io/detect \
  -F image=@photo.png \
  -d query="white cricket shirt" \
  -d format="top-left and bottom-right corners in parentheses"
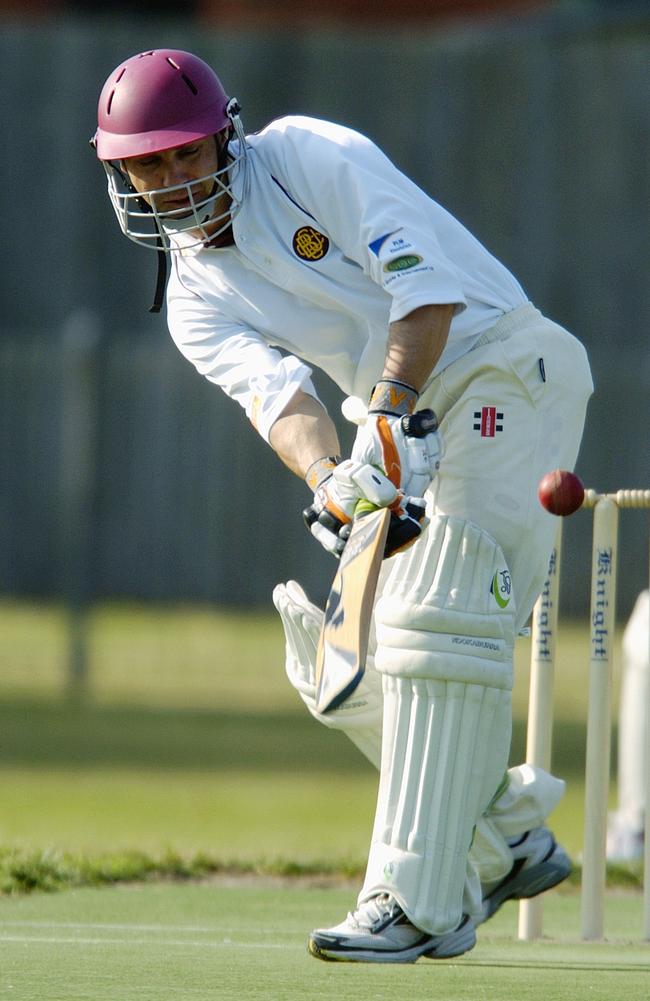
top-left (166, 116), bottom-right (527, 441)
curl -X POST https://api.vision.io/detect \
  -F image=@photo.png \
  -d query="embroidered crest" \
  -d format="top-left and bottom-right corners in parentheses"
top-left (293, 226), bottom-right (329, 261)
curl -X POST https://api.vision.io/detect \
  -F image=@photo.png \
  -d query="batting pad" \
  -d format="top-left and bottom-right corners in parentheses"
top-left (272, 580), bottom-right (383, 767)
top-left (374, 515), bottom-right (515, 689)
top-left (359, 675), bottom-right (512, 934)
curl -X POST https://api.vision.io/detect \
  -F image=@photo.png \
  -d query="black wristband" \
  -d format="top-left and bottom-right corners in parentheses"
top-left (368, 379), bottom-right (418, 417)
top-left (305, 455), bottom-right (341, 493)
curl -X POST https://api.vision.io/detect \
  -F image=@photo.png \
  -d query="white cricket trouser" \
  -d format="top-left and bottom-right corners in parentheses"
top-left (420, 302), bottom-right (594, 634)
top-left (362, 303), bottom-right (593, 931)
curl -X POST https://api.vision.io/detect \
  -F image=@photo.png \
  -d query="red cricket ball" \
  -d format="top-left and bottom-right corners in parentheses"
top-left (538, 470), bottom-right (585, 516)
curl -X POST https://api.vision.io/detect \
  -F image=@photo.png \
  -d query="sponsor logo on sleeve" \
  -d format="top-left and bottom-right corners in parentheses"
top-left (293, 226), bottom-right (330, 261)
top-left (383, 254), bottom-right (423, 273)
top-left (368, 228), bottom-right (402, 256)
top-left (388, 236), bottom-right (414, 253)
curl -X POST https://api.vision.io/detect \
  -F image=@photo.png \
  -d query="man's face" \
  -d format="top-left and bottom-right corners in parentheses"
top-left (123, 135), bottom-right (222, 216)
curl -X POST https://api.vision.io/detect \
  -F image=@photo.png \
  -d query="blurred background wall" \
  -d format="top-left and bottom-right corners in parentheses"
top-left (0, 0), bottom-right (648, 615)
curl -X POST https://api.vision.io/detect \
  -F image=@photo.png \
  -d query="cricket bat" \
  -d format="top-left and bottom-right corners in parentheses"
top-left (314, 504), bottom-right (391, 714)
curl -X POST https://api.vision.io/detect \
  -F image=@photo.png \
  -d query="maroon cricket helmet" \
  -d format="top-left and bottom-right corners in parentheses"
top-left (92, 48), bottom-right (248, 263)
top-left (95, 49), bottom-right (232, 161)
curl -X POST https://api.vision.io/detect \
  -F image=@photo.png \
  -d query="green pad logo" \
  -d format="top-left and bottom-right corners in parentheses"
top-left (491, 570), bottom-right (512, 609)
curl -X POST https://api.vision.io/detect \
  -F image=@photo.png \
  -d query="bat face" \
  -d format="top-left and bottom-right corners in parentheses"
top-left (315, 507), bottom-right (390, 713)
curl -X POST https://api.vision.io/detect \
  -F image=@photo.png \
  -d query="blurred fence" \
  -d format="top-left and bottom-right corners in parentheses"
top-left (1, 8), bottom-right (649, 614)
top-left (0, 317), bottom-right (344, 607)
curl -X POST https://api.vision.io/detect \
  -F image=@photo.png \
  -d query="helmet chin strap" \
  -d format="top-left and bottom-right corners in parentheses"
top-left (151, 182), bottom-right (223, 314)
top-left (149, 241), bottom-right (168, 315)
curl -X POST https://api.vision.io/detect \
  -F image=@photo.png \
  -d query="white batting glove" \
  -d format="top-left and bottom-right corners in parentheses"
top-left (350, 379), bottom-right (442, 497)
top-left (303, 458), bottom-right (399, 557)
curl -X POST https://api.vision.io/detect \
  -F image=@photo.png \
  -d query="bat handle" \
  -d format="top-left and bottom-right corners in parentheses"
top-left (338, 498), bottom-right (382, 549)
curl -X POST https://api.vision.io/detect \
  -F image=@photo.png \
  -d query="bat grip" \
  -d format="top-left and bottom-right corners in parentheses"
top-left (354, 498), bottom-right (379, 517)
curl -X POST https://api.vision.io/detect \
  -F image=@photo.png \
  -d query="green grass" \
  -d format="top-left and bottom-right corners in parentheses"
top-left (0, 882), bottom-right (647, 1001)
top-left (0, 601), bottom-right (290, 709)
top-left (0, 600), bottom-right (624, 717)
top-left (0, 764), bottom-right (378, 861)
top-left (0, 703), bottom-right (606, 860)
top-left (0, 601), bottom-right (646, 995)
top-left (0, 600), bottom-right (633, 884)
top-left (0, 843), bottom-right (643, 899)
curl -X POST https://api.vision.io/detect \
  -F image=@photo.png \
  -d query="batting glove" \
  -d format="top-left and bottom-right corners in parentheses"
top-left (303, 458), bottom-right (398, 557)
top-left (303, 457), bottom-right (428, 559)
top-left (351, 379), bottom-right (442, 497)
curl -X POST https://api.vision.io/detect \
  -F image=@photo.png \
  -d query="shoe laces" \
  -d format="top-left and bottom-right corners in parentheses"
top-left (348, 893), bottom-right (403, 930)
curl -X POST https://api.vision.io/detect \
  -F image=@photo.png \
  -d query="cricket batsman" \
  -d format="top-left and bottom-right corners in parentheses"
top-left (93, 49), bottom-right (593, 962)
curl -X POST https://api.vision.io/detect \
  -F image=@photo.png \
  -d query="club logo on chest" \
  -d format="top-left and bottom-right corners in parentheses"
top-left (293, 226), bottom-right (330, 261)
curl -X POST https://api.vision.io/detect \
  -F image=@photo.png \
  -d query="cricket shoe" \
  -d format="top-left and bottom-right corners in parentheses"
top-left (478, 826), bottom-right (571, 925)
top-left (308, 893), bottom-right (476, 963)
